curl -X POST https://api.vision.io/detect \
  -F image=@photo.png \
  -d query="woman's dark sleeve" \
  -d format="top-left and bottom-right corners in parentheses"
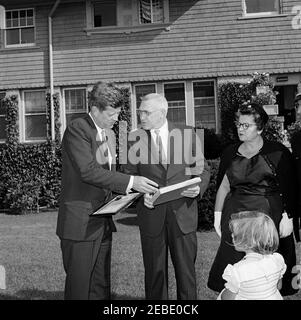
top-left (276, 145), bottom-right (300, 241)
top-left (216, 144), bottom-right (237, 192)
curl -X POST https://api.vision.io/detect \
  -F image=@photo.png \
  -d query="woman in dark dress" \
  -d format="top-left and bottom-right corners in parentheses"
top-left (207, 103), bottom-right (299, 296)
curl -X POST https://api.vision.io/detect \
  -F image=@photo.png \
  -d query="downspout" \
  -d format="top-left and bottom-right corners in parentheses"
top-left (48, 0), bottom-right (61, 141)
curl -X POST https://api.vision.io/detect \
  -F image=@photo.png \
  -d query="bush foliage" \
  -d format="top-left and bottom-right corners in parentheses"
top-left (197, 159), bottom-right (219, 231)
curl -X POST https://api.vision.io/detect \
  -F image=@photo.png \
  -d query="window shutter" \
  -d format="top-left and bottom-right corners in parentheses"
top-left (117, 0), bottom-right (138, 27)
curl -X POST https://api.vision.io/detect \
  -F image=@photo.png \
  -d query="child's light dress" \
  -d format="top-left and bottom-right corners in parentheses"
top-left (218, 252), bottom-right (286, 300)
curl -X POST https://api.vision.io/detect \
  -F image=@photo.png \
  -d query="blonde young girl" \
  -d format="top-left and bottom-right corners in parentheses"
top-left (218, 211), bottom-right (286, 300)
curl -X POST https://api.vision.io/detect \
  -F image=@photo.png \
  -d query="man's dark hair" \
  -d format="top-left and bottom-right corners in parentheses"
top-left (88, 81), bottom-right (121, 111)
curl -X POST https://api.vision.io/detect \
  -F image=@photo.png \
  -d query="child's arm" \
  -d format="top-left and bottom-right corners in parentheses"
top-left (221, 288), bottom-right (237, 300)
top-left (277, 278), bottom-right (282, 290)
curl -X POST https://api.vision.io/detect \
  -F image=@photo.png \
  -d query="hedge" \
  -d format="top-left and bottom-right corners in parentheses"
top-left (197, 159), bottom-right (219, 231)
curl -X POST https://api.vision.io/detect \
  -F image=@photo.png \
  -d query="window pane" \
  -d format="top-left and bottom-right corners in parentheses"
top-left (0, 117), bottom-right (6, 140)
top-left (152, 0), bottom-right (164, 23)
top-left (164, 83), bottom-right (186, 126)
top-left (135, 84), bottom-right (156, 109)
top-left (245, 0), bottom-right (278, 13)
top-left (140, 0), bottom-right (152, 24)
top-left (65, 89), bottom-right (86, 112)
top-left (6, 29), bottom-right (20, 45)
top-left (140, 0), bottom-right (163, 24)
top-left (94, 1), bottom-right (117, 27)
top-left (12, 11), bottom-right (19, 27)
top-left (21, 27), bottom-right (34, 44)
top-left (26, 17), bottom-right (34, 26)
top-left (24, 91), bottom-right (46, 113)
top-left (27, 9), bottom-right (33, 17)
top-left (20, 10), bottom-right (26, 26)
top-left (6, 11), bottom-right (12, 28)
top-left (25, 115), bottom-right (47, 140)
top-left (193, 81), bottom-right (216, 129)
top-left (66, 113), bottom-right (87, 125)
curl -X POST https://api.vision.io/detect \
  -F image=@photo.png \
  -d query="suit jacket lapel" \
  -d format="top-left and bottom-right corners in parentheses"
top-left (84, 114), bottom-right (111, 170)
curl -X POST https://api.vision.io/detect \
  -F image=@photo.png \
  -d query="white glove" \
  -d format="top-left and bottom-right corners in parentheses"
top-left (214, 211), bottom-right (222, 238)
top-left (279, 211), bottom-right (293, 238)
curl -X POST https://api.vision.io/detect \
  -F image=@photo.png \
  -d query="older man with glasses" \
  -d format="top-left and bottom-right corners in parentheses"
top-left (123, 93), bottom-right (210, 300)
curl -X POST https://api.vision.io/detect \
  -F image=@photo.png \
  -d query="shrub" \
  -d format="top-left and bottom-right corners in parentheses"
top-left (0, 142), bottom-right (61, 213)
top-left (287, 120), bottom-right (301, 141)
top-left (201, 128), bottom-right (223, 160)
top-left (198, 159), bottom-right (219, 231)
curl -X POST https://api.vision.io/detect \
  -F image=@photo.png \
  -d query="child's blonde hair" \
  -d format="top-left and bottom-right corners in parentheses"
top-left (229, 211), bottom-right (279, 254)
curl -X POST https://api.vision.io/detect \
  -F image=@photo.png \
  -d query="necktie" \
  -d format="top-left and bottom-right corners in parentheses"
top-left (101, 129), bottom-right (110, 168)
top-left (154, 129), bottom-right (167, 167)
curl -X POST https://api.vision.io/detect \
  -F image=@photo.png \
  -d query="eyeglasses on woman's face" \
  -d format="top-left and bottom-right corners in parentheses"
top-left (235, 121), bottom-right (257, 130)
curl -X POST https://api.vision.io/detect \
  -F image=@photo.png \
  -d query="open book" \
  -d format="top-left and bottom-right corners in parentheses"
top-left (149, 177), bottom-right (201, 206)
top-left (90, 193), bottom-right (141, 216)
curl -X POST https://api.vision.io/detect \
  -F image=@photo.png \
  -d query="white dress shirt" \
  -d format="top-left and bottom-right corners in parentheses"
top-left (89, 112), bottom-right (133, 192)
top-left (150, 120), bottom-right (168, 158)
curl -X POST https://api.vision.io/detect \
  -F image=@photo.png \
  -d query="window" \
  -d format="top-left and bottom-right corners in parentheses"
top-left (5, 8), bottom-right (35, 46)
top-left (94, 0), bottom-right (117, 27)
top-left (24, 90), bottom-right (47, 141)
top-left (243, 0), bottom-right (280, 16)
top-left (0, 92), bottom-right (6, 142)
top-left (134, 84), bottom-right (156, 125)
top-left (135, 84), bottom-right (156, 108)
top-left (64, 88), bottom-right (87, 125)
top-left (139, 0), bottom-right (164, 24)
top-left (193, 81), bottom-right (216, 130)
top-left (164, 82), bottom-right (186, 126)
top-left (88, 0), bottom-right (168, 30)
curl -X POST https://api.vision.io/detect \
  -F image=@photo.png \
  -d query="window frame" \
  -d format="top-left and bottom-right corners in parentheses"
top-left (0, 92), bottom-right (6, 143)
top-left (85, 0), bottom-right (169, 35)
top-left (63, 87), bottom-right (88, 132)
top-left (242, 0), bottom-right (280, 18)
top-left (138, 0), bottom-right (165, 25)
top-left (192, 79), bottom-right (218, 130)
top-left (4, 8), bottom-right (36, 48)
top-left (22, 89), bottom-right (47, 143)
top-left (163, 81), bottom-right (188, 126)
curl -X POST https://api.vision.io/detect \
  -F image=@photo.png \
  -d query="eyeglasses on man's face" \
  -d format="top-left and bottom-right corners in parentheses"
top-left (137, 109), bottom-right (160, 117)
top-left (235, 121), bottom-right (257, 130)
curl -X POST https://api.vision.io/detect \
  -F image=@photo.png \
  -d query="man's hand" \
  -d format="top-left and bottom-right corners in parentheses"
top-left (279, 212), bottom-right (293, 238)
top-left (180, 185), bottom-right (200, 198)
top-left (132, 176), bottom-right (158, 194)
top-left (144, 193), bottom-right (155, 209)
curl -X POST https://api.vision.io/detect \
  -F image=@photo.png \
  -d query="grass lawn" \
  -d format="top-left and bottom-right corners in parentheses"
top-left (0, 210), bottom-right (300, 300)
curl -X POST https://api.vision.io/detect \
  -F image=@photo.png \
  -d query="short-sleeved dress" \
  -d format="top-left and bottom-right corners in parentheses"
top-left (217, 252), bottom-right (286, 300)
top-left (207, 151), bottom-right (297, 295)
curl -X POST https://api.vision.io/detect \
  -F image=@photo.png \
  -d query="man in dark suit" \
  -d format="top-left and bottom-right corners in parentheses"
top-left (56, 82), bottom-right (158, 300)
top-left (291, 93), bottom-right (301, 232)
top-left (123, 93), bottom-right (210, 299)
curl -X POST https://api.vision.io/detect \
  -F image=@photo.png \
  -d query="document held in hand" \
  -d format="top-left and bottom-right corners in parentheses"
top-left (149, 177), bottom-right (202, 206)
top-left (90, 193), bottom-right (141, 216)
